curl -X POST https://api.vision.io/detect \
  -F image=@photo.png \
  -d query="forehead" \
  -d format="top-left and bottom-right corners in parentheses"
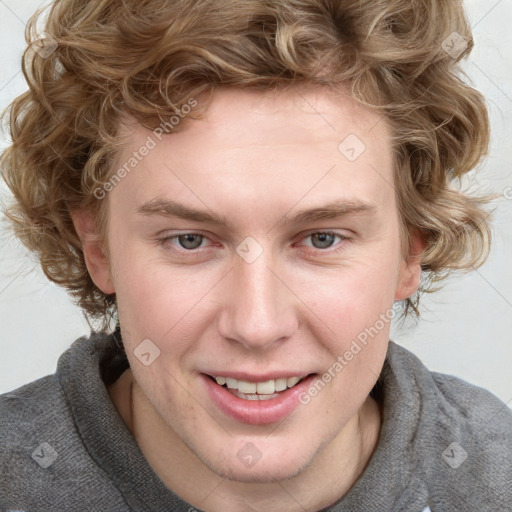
top-left (119, 85), bottom-right (389, 152)
top-left (112, 86), bottom-right (394, 219)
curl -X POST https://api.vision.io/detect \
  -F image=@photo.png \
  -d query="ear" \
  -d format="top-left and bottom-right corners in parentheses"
top-left (70, 209), bottom-right (115, 295)
top-left (394, 228), bottom-right (426, 301)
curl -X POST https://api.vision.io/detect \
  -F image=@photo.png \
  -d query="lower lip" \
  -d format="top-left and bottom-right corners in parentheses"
top-left (202, 374), bottom-right (317, 425)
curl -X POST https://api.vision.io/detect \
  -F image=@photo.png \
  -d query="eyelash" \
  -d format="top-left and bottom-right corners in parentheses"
top-left (156, 231), bottom-right (350, 256)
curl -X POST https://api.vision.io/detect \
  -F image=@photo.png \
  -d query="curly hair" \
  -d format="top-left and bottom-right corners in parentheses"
top-left (1, 0), bottom-right (493, 332)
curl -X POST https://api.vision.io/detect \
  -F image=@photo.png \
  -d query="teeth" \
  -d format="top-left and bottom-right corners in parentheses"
top-left (238, 381), bottom-right (257, 394)
top-left (231, 389), bottom-right (279, 401)
top-left (256, 380), bottom-right (275, 394)
top-left (287, 376), bottom-right (300, 388)
top-left (275, 378), bottom-right (287, 392)
top-left (225, 377), bottom-right (238, 390)
top-left (213, 375), bottom-right (306, 395)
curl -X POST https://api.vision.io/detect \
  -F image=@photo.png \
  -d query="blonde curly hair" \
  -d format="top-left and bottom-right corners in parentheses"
top-left (1, 0), bottom-right (493, 332)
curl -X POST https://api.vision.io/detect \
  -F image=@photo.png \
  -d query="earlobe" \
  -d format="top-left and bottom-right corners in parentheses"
top-left (70, 209), bottom-right (115, 295)
top-left (394, 229), bottom-right (426, 301)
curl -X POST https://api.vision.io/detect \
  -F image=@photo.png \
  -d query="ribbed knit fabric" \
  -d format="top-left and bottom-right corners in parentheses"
top-left (1, 331), bottom-right (511, 511)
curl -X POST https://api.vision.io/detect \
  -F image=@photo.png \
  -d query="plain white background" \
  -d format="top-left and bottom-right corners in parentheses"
top-left (0, 0), bottom-right (511, 408)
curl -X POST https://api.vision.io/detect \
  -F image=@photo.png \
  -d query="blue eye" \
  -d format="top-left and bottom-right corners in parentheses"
top-left (176, 234), bottom-right (205, 250)
top-left (157, 231), bottom-right (349, 256)
top-left (158, 233), bottom-right (208, 251)
top-left (309, 232), bottom-right (336, 249)
top-left (301, 232), bottom-right (347, 251)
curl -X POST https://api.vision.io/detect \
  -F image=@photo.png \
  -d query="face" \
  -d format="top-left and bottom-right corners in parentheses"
top-left (85, 86), bottom-right (420, 483)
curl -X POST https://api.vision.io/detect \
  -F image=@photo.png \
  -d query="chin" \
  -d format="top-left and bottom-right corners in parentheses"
top-left (221, 462), bottom-right (308, 484)
top-left (196, 444), bottom-right (315, 484)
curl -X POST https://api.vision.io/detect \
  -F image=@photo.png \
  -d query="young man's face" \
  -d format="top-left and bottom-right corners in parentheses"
top-left (86, 86), bottom-right (420, 483)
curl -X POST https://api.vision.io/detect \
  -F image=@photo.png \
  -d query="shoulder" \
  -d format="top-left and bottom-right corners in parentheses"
top-left (430, 371), bottom-right (512, 508)
top-left (429, 369), bottom-right (512, 472)
top-left (430, 369), bottom-right (512, 431)
top-left (0, 374), bottom-right (66, 442)
top-left (387, 341), bottom-right (511, 434)
top-left (0, 375), bottom-right (75, 507)
top-left (387, 342), bottom-right (512, 508)
top-left (0, 340), bottom-right (129, 510)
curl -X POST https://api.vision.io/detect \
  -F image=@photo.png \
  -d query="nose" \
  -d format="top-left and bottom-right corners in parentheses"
top-left (217, 248), bottom-right (298, 351)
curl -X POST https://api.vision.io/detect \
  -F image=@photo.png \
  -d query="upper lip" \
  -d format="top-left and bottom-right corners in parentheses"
top-left (203, 371), bottom-right (315, 382)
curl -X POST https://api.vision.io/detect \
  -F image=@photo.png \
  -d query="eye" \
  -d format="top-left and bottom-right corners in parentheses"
top-left (158, 233), bottom-right (209, 251)
top-left (157, 230), bottom-right (349, 255)
top-left (300, 231), bottom-right (348, 251)
top-left (177, 233), bottom-right (205, 250)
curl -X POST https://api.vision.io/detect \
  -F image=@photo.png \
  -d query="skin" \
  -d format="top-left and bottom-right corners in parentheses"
top-left (72, 86), bottom-right (424, 512)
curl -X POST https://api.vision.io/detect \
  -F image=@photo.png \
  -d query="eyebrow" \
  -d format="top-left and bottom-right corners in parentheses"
top-left (136, 197), bottom-right (377, 226)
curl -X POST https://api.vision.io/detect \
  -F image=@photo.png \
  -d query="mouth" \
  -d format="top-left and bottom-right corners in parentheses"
top-left (207, 374), bottom-right (310, 401)
top-left (202, 372), bottom-right (318, 425)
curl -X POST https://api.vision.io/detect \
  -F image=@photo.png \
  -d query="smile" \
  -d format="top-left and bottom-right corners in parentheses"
top-left (203, 373), bottom-right (317, 424)
top-left (213, 375), bottom-right (307, 399)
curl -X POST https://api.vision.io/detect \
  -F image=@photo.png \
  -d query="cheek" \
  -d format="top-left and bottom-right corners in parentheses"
top-left (296, 264), bottom-right (397, 403)
top-left (304, 256), bottom-right (398, 335)
top-left (111, 247), bottom-right (221, 358)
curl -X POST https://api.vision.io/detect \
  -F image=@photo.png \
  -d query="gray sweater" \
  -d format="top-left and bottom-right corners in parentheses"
top-left (0, 331), bottom-right (511, 512)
